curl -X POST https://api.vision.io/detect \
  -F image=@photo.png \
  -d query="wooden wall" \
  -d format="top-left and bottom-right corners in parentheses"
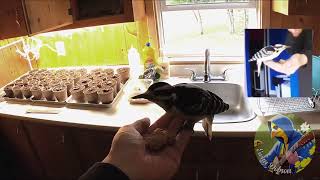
top-left (269, 11), bottom-right (320, 55)
top-left (0, 38), bottom-right (37, 88)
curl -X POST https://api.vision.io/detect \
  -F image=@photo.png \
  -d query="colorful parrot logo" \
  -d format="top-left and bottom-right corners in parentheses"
top-left (255, 114), bottom-right (315, 175)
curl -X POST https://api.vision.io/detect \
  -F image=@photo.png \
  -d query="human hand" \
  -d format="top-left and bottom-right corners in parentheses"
top-left (286, 151), bottom-right (299, 165)
top-left (103, 113), bottom-right (193, 180)
top-left (263, 60), bottom-right (274, 66)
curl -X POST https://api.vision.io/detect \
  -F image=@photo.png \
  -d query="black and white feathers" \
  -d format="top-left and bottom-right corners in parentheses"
top-left (249, 44), bottom-right (289, 76)
top-left (132, 82), bottom-right (229, 140)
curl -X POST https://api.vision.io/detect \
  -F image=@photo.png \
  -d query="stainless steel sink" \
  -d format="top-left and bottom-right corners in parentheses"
top-left (189, 82), bottom-right (256, 124)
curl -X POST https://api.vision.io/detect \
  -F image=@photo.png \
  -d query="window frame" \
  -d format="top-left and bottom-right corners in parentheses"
top-left (154, 0), bottom-right (263, 64)
top-left (161, 0), bottom-right (257, 12)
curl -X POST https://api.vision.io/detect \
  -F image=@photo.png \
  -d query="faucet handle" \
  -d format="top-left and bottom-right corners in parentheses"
top-left (223, 68), bottom-right (231, 74)
top-left (185, 68), bottom-right (197, 80)
top-left (222, 68), bottom-right (232, 80)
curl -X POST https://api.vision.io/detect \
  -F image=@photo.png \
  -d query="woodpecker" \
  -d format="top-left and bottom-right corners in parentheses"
top-left (132, 82), bottom-right (229, 140)
top-left (249, 44), bottom-right (290, 76)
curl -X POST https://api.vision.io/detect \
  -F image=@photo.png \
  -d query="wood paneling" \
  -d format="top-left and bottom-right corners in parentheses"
top-left (24, 0), bottom-right (73, 34)
top-left (0, 0), bottom-right (28, 40)
top-left (145, 0), bottom-right (160, 59)
top-left (272, 0), bottom-right (320, 16)
top-left (0, 38), bottom-right (37, 88)
top-left (70, 127), bottom-right (115, 173)
top-left (0, 118), bottom-right (46, 180)
top-left (58, 0), bottom-right (144, 31)
top-left (132, 0), bottom-right (146, 21)
top-left (23, 121), bottom-right (83, 180)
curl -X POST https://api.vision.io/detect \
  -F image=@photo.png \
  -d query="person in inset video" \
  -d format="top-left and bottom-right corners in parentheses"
top-left (263, 29), bottom-right (312, 76)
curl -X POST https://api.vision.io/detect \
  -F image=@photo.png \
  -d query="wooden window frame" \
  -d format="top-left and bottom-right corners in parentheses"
top-left (146, 0), bottom-right (271, 65)
top-left (160, 0), bottom-right (256, 12)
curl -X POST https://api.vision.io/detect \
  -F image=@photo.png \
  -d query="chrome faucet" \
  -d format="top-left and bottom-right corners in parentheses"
top-left (186, 49), bottom-right (229, 82)
top-left (204, 49), bottom-right (212, 82)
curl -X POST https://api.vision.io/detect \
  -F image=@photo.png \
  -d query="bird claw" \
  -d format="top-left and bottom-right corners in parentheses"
top-left (179, 121), bottom-right (195, 132)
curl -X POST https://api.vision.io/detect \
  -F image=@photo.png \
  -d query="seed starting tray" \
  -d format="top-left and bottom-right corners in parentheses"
top-left (66, 82), bottom-right (127, 108)
top-left (1, 68), bottom-right (128, 108)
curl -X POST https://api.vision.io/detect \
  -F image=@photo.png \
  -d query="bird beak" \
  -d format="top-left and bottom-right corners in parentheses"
top-left (284, 45), bottom-right (291, 49)
top-left (132, 92), bottom-right (153, 100)
top-left (271, 130), bottom-right (276, 138)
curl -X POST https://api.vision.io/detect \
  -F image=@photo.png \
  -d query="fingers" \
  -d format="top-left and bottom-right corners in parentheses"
top-left (174, 129), bottom-right (193, 154)
top-left (148, 114), bottom-right (192, 155)
top-left (132, 118), bottom-right (150, 134)
top-left (167, 116), bottom-right (185, 135)
top-left (148, 112), bottom-right (174, 132)
top-left (158, 129), bottom-right (192, 167)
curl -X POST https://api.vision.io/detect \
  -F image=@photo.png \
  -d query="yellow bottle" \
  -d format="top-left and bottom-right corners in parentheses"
top-left (142, 42), bottom-right (156, 69)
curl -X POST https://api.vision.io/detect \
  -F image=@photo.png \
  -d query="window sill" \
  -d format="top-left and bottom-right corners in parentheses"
top-left (166, 56), bottom-right (244, 65)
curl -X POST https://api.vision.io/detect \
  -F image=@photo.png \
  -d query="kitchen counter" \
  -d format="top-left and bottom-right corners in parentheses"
top-left (1, 78), bottom-right (320, 137)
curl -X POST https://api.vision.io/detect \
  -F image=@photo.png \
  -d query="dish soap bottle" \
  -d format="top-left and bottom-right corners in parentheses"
top-left (143, 42), bottom-right (156, 69)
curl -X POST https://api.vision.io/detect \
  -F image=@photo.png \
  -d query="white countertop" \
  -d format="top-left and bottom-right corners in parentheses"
top-left (1, 78), bottom-right (320, 137)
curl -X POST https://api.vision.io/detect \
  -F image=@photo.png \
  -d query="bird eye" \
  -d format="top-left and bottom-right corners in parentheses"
top-left (273, 125), bottom-right (278, 130)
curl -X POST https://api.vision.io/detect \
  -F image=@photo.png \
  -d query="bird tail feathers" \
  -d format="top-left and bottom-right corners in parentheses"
top-left (202, 117), bottom-right (213, 141)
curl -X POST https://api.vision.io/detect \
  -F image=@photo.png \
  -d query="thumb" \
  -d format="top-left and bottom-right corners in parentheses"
top-left (132, 118), bottom-right (150, 134)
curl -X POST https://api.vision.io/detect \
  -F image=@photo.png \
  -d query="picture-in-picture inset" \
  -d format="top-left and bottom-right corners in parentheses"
top-left (245, 29), bottom-right (312, 97)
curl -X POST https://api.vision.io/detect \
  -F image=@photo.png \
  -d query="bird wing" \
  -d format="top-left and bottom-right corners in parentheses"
top-left (173, 84), bottom-right (228, 118)
top-left (173, 83), bottom-right (211, 118)
top-left (249, 46), bottom-right (275, 62)
top-left (250, 46), bottom-right (278, 77)
top-left (207, 90), bottom-right (229, 114)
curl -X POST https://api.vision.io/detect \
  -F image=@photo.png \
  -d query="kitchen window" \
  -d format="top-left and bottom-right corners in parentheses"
top-left (156, 0), bottom-right (259, 63)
